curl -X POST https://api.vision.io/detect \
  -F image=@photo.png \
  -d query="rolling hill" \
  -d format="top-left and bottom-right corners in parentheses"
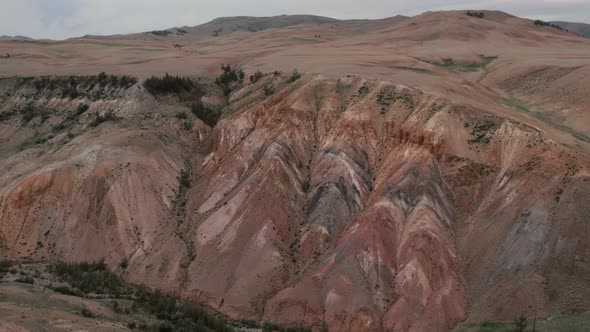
top-left (1, 10), bottom-right (590, 332)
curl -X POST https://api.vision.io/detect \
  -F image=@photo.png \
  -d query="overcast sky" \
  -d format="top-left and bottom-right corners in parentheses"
top-left (2, 0), bottom-right (589, 39)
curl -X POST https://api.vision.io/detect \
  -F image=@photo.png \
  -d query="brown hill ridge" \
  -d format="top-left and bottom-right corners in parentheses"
top-left (1, 10), bottom-right (590, 332)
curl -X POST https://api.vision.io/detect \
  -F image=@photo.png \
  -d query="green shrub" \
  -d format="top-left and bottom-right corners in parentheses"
top-left (18, 104), bottom-right (49, 125)
top-left (119, 75), bottom-right (137, 88)
top-left (263, 83), bottom-right (275, 96)
top-left (144, 74), bottom-right (200, 96)
top-left (358, 84), bottom-right (370, 95)
top-left (239, 319), bottom-right (259, 328)
top-left (182, 121), bottom-right (193, 131)
top-left (150, 30), bottom-right (170, 37)
top-left (302, 180), bottom-right (311, 193)
top-left (90, 110), bottom-right (120, 127)
top-left (534, 20), bottom-right (563, 30)
top-left (112, 300), bottom-right (121, 313)
top-left (288, 69), bottom-right (301, 83)
top-left (514, 314), bottom-right (528, 332)
top-left (76, 103), bottom-right (89, 115)
top-left (48, 261), bottom-right (131, 296)
top-left (53, 103), bottom-right (90, 132)
top-left (80, 306), bottom-right (94, 318)
top-left (250, 70), bottom-right (264, 83)
top-left (466, 11), bottom-right (485, 18)
top-left (0, 109), bottom-right (17, 122)
top-left (175, 111), bottom-right (187, 119)
top-left (191, 101), bottom-right (220, 127)
top-left (16, 275), bottom-right (34, 284)
top-left (119, 257), bottom-right (128, 269)
top-left (178, 169), bottom-right (191, 189)
top-left (0, 260), bottom-right (13, 272)
top-left (51, 285), bottom-right (82, 296)
top-left (47, 261), bottom-right (246, 331)
top-left (215, 64), bottom-right (244, 97)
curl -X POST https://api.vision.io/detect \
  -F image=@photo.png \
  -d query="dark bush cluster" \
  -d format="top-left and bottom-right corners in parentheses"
top-left (302, 179), bottom-right (311, 193)
top-left (143, 74), bottom-right (203, 99)
top-left (191, 101), bottom-right (221, 127)
top-left (358, 84), bottom-right (370, 95)
top-left (150, 30), bottom-right (171, 37)
top-left (215, 64), bottom-right (245, 97)
top-left (263, 83), bottom-right (275, 96)
top-left (81, 306), bottom-right (95, 318)
top-left (534, 20), bottom-right (564, 30)
top-left (182, 121), bottom-right (193, 131)
top-left (0, 260), bottom-right (14, 273)
top-left (250, 70), bottom-right (264, 83)
top-left (119, 257), bottom-right (128, 269)
top-left (48, 261), bottom-right (131, 296)
top-left (288, 69), bottom-right (301, 83)
top-left (468, 120), bottom-right (497, 144)
top-left (0, 109), bottom-right (17, 122)
top-left (89, 110), bottom-right (120, 128)
top-left (143, 73), bottom-right (205, 101)
top-left (179, 169), bottom-right (191, 189)
top-left (15, 275), bottom-right (35, 284)
top-left (466, 11), bottom-right (485, 18)
top-left (17, 104), bottom-right (50, 125)
top-left (53, 103), bottom-right (90, 132)
top-left (513, 314), bottom-right (528, 332)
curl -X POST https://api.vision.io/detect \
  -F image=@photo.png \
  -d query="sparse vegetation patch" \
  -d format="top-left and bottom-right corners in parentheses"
top-left (394, 66), bottom-right (433, 74)
top-left (250, 70), bottom-right (264, 83)
top-left (468, 119), bottom-right (498, 144)
top-left (53, 103), bottom-right (90, 132)
top-left (423, 55), bottom-right (497, 72)
top-left (16, 104), bottom-right (50, 125)
top-left (32, 74), bottom-right (136, 100)
top-left (534, 20), bottom-right (564, 30)
top-left (376, 88), bottom-right (414, 113)
top-left (90, 110), bottom-right (120, 127)
top-left (466, 11), bottom-right (485, 18)
top-left (44, 261), bottom-right (236, 331)
top-left (263, 82), bottom-right (275, 96)
top-left (150, 30), bottom-right (170, 37)
top-left (357, 84), bottom-right (370, 96)
top-left (215, 64), bottom-right (245, 97)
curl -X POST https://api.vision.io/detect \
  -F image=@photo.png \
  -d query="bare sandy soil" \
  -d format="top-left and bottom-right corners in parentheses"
top-left (1, 10), bottom-right (590, 332)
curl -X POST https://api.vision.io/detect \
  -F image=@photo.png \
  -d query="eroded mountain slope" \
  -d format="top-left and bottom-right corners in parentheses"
top-left (1, 71), bottom-right (589, 331)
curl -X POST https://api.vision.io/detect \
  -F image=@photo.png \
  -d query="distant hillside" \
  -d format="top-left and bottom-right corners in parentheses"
top-left (551, 21), bottom-right (590, 37)
top-left (207, 14), bottom-right (339, 32)
top-left (78, 14), bottom-right (409, 42)
top-left (0, 35), bottom-right (32, 41)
